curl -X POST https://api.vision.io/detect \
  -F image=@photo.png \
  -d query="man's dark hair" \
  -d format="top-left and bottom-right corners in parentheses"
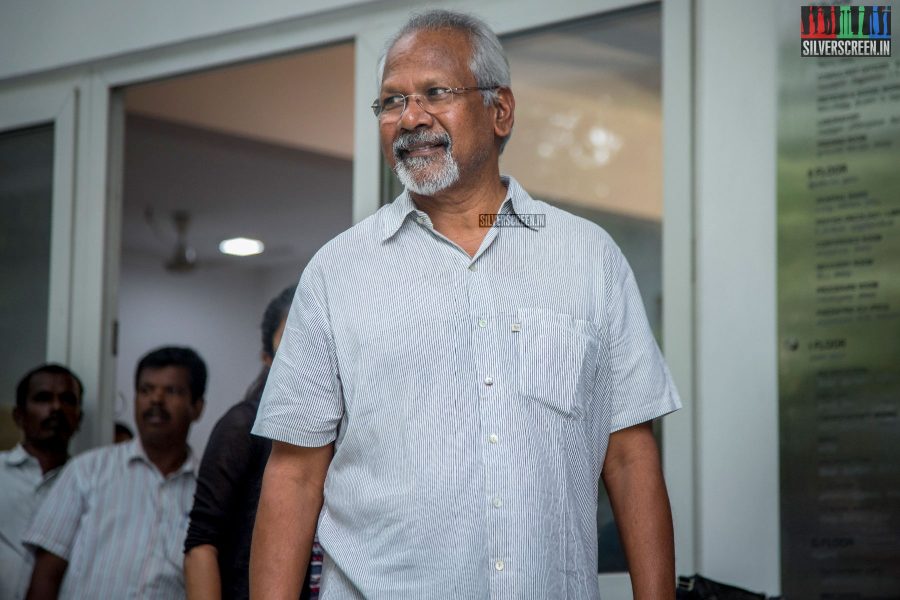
top-left (261, 285), bottom-right (297, 360)
top-left (16, 364), bottom-right (84, 410)
top-left (135, 346), bottom-right (207, 403)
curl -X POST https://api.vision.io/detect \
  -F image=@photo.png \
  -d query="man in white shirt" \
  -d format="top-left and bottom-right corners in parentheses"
top-left (250, 9), bottom-right (681, 600)
top-left (0, 364), bottom-right (83, 600)
top-left (24, 346), bottom-right (205, 600)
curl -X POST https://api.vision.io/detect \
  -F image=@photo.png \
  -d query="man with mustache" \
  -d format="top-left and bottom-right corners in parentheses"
top-left (0, 364), bottom-right (83, 600)
top-left (23, 346), bottom-right (206, 600)
top-left (252, 9), bottom-right (681, 600)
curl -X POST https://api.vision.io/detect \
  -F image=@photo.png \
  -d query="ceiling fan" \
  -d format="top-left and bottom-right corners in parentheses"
top-left (165, 210), bottom-right (197, 272)
top-left (143, 207), bottom-right (198, 272)
top-left (143, 206), bottom-right (282, 273)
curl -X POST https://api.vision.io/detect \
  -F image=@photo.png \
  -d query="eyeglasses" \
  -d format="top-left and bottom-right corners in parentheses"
top-left (371, 86), bottom-right (498, 122)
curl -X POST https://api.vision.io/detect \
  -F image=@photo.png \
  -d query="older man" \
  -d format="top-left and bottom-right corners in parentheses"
top-left (251, 9), bottom-right (681, 600)
top-left (0, 365), bottom-right (83, 600)
top-left (24, 347), bottom-right (206, 600)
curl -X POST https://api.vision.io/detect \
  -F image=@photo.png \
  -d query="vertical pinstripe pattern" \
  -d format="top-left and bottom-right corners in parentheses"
top-left (22, 439), bottom-right (196, 600)
top-left (0, 445), bottom-right (64, 600)
top-left (253, 176), bottom-right (681, 599)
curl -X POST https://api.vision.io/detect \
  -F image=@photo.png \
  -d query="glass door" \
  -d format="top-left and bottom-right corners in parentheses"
top-left (0, 125), bottom-right (54, 447)
top-left (500, 5), bottom-right (663, 592)
top-left (0, 80), bottom-right (78, 448)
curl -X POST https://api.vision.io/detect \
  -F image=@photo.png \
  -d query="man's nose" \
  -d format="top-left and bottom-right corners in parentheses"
top-left (49, 395), bottom-right (63, 411)
top-left (399, 95), bottom-right (433, 129)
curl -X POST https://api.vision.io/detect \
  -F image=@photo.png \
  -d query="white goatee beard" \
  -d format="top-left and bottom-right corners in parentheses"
top-left (395, 154), bottom-right (460, 196)
top-left (393, 131), bottom-right (460, 196)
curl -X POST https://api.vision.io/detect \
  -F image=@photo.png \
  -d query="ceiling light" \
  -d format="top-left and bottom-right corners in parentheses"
top-left (219, 237), bottom-right (265, 257)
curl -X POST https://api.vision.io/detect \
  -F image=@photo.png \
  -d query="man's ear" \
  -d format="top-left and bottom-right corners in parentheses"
top-left (191, 397), bottom-right (205, 422)
top-left (493, 86), bottom-right (515, 140)
top-left (12, 406), bottom-right (22, 429)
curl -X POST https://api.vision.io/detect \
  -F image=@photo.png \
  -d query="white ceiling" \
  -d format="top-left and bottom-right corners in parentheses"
top-left (126, 42), bottom-right (356, 160)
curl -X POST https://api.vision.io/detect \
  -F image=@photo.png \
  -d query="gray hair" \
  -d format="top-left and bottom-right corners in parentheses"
top-left (377, 9), bottom-right (513, 151)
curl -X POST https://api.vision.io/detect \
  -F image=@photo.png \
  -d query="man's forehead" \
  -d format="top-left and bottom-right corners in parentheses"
top-left (28, 371), bottom-right (78, 393)
top-left (383, 28), bottom-right (472, 80)
top-left (138, 365), bottom-right (189, 384)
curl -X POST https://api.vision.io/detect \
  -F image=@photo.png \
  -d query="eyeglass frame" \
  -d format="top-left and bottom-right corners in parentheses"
top-left (371, 86), bottom-right (500, 120)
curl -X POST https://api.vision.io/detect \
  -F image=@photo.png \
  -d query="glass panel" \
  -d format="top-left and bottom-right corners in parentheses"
top-left (119, 42), bottom-right (355, 454)
top-left (501, 4), bottom-right (662, 574)
top-left (0, 124), bottom-right (54, 449)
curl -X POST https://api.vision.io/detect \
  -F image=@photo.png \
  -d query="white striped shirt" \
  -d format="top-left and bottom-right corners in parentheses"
top-left (0, 445), bottom-right (64, 600)
top-left (23, 439), bottom-right (197, 600)
top-left (253, 175), bottom-right (681, 600)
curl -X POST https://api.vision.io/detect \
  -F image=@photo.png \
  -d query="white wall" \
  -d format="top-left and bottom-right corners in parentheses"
top-left (694, 0), bottom-right (780, 594)
top-left (116, 253), bottom-right (305, 455)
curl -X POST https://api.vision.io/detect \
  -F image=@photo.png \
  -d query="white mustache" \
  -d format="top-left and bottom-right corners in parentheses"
top-left (393, 131), bottom-right (452, 160)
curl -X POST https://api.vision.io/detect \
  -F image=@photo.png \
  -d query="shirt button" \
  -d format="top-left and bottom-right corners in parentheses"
top-left (489, 434), bottom-right (498, 444)
top-left (484, 376), bottom-right (494, 386)
top-left (478, 318), bottom-right (488, 328)
top-left (495, 560), bottom-right (505, 571)
top-left (492, 497), bottom-right (503, 508)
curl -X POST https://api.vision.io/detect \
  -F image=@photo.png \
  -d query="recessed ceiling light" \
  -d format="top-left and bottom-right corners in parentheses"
top-left (219, 237), bottom-right (265, 257)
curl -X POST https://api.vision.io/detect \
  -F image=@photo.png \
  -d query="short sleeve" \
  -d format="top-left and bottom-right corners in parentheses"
top-left (602, 242), bottom-right (681, 432)
top-left (252, 259), bottom-right (344, 447)
top-left (22, 460), bottom-right (86, 561)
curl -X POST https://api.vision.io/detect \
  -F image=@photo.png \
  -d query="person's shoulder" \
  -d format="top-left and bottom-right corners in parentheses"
top-left (50, 443), bottom-right (126, 494)
top-left (533, 199), bottom-right (617, 244)
top-left (522, 197), bottom-right (622, 267)
top-left (0, 448), bottom-right (18, 478)
top-left (299, 203), bottom-right (402, 295)
top-left (212, 399), bottom-right (257, 437)
top-left (68, 442), bottom-right (125, 471)
top-left (308, 207), bottom-right (388, 265)
top-left (508, 176), bottom-right (617, 247)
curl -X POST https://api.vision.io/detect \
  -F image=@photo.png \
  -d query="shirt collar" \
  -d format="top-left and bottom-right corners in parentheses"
top-left (380, 188), bottom-right (419, 242)
top-left (3, 443), bottom-right (34, 467)
top-left (379, 175), bottom-right (542, 242)
top-left (499, 176), bottom-right (543, 232)
top-left (127, 438), bottom-right (198, 478)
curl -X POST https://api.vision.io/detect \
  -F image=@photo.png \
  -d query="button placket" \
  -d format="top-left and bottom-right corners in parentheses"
top-left (465, 258), bottom-right (508, 592)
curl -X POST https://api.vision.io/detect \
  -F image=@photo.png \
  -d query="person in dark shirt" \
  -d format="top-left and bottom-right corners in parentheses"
top-left (184, 285), bottom-right (321, 600)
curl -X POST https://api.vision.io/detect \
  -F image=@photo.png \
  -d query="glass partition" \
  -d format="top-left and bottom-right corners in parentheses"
top-left (0, 124), bottom-right (54, 449)
top-left (501, 4), bottom-right (662, 573)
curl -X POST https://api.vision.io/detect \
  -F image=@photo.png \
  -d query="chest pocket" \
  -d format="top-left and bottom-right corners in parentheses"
top-left (516, 309), bottom-right (600, 420)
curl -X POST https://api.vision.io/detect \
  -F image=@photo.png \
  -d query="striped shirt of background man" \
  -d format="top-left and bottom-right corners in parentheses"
top-left (254, 175), bottom-right (681, 599)
top-left (0, 444), bottom-right (65, 600)
top-left (23, 439), bottom-right (197, 599)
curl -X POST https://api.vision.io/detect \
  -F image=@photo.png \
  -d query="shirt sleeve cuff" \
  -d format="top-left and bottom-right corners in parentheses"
top-left (610, 391), bottom-right (682, 433)
top-left (251, 421), bottom-right (337, 448)
top-left (22, 534), bottom-right (72, 562)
